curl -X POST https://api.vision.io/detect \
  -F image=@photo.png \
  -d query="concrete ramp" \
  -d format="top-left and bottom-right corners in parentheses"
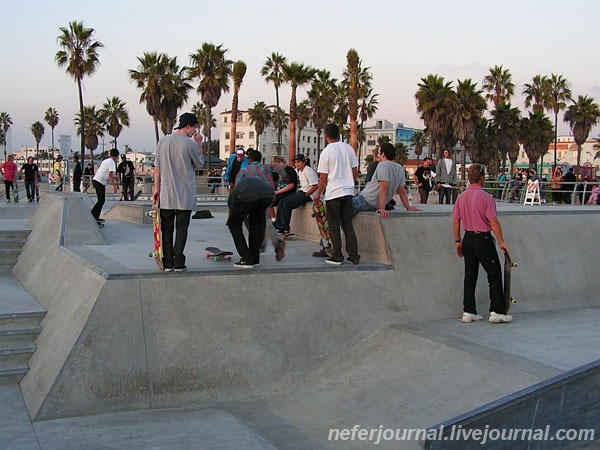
top-left (12, 195), bottom-right (600, 447)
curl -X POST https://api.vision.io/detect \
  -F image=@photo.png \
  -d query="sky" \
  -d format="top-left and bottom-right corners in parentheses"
top-left (2, 0), bottom-right (600, 155)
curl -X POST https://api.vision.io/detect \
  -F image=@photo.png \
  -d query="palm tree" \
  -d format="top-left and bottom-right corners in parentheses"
top-left (189, 43), bottom-right (232, 172)
top-left (522, 75), bottom-right (549, 113)
top-left (332, 83), bottom-right (350, 134)
top-left (345, 49), bottom-right (361, 154)
top-left (261, 52), bottom-right (287, 155)
top-left (247, 101), bottom-right (273, 149)
top-left (296, 99), bottom-right (310, 153)
top-left (129, 52), bottom-right (168, 143)
top-left (358, 88), bottom-right (379, 158)
top-left (74, 105), bottom-right (105, 164)
top-left (563, 95), bottom-right (600, 178)
top-left (491, 102), bottom-right (521, 173)
top-left (229, 60), bottom-right (247, 153)
top-left (55, 21), bottom-right (103, 167)
top-left (415, 74), bottom-right (454, 158)
top-left (191, 102), bottom-right (216, 148)
top-left (308, 69), bottom-right (336, 154)
top-left (519, 111), bottom-right (554, 168)
top-left (545, 73), bottom-right (572, 168)
top-left (44, 108), bottom-right (59, 159)
top-left (158, 56), bottom-right (193, 136)
top-left (394, 142), bottom-right (409, 165)
top-left (30, 121), bottom-right (45, 160)
top-left (282, 62), bottom-right (315, 161)
top-left (482, 65), bottom-right (515, 107)
top-left (410, 130), bottom-right (428, 165)
top-left (451, 79), bottom-right (487, 179)
top-left (101, 97), bottom-right (130, 150)
top-left (0, 112), bottom-right (12, 160)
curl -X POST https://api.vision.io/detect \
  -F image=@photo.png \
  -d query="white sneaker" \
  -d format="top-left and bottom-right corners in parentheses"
top-left (489, 312), bottom-right (513, 323)
top-left (461, 312), bottom-right (483, 323)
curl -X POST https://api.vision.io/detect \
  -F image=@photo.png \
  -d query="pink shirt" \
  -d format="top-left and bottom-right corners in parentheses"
top-left (451, 184), bottom-right (497, 232)
top-left (0, 161), bottom-right (17, 182)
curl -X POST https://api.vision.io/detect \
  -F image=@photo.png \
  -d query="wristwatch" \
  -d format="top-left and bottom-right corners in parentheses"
top-left (455, 239), bottom-right (461, 242)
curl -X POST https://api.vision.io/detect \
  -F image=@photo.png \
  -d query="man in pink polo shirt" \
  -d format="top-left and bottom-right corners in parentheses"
top-left (452, 164), bottom-right (512, 324)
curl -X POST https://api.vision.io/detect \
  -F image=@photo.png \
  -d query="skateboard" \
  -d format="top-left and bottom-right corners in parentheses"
top-left (96, 218), bottom-right (105, 228)
top-left (312, 200), bottom-right (332, 256)
top-left (145, 207), bottom-right (164, 270)
top-left (205, 246), bottom-right (233, 262)
top-left (133, 190), bottom-right (142, 201)
top-left (503, 251), bottom-right (518, 313)
top-left (280, 232), bottom-right (295, 241)
top-left (13, 181), bottom-right (18, 203)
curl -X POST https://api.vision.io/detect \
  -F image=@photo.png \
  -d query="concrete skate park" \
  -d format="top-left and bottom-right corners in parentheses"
top-left (1, 191), bottom-right (599, 449)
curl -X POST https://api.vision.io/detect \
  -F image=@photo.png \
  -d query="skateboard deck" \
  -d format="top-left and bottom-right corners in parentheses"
top-left (146, 207), bottom-right (164, 270)
top-left (205, 246), bottom-right (233, 262)
top-left (13, 181), bottom-right (18, 203)
top-left (133, 190), bottom-right (142, 201)
top-left (96, 219), bottom-right (105, 228)
top-left (312, 200), bottom-right (332, 256)
top-left (503, 251), bottom-right (518, 313)
top-left (280, 232), bottom-right (295, 240)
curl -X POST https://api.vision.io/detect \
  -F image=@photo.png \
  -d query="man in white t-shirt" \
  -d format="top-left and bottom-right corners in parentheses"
top-left (314, 123), bottom-right (360, 265)
top-left (91, 148), bottom-right (119, 222)
top-left (274, 154), bottom-right (318, 234)
top-left (352, 143), bottom-right (420, 218)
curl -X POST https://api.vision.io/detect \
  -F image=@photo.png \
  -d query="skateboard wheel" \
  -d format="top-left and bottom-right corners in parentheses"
top-left (148, 252), bottom-right (154, 258)
top-left (512, 263), bottom-right (518, 268)
top-left (511, 298), bottom-right (517, 304)
top-left (227, 257), bottom-right (232, 262)
top-left (206, 253), bottom-right (210, 258)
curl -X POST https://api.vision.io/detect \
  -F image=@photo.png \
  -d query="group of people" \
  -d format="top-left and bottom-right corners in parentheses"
top-left (409, 149), bottom-right (458, 205)
top-left (143, 112), bottom-right (516, 324)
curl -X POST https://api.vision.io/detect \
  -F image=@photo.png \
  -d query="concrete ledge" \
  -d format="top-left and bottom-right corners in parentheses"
top-left (103, 202), bottom-right (153, 225)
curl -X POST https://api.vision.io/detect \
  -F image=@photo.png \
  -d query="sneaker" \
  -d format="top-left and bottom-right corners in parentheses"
top-left (163, 267), bottom-right (174, 272)
top-left (489, 312), bottom-right (513, 323)
top-left (277, 228), bottom-right (290, 235)
top-left (461, 312), bottom-right (483, 323)
top-left (174, 266), bottom-right (187, 273)
top-left (234, 260), bottom-right (254, 269)
top-left (275, 239), bottom-right (286, 261)
top-left (346, 256), bottom-right (360, 265)
top-left (326, 257), bottom-right (344, 265)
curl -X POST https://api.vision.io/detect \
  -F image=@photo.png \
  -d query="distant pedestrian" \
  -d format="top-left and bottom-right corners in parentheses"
top-left (452, 164), bottom-right (512, 324)
top-left (72, 155), bottom-right (82, 192)
top-left (435, 149), bottom-right (457, 204)
top-left (117, 154), bottom-right (136, 200)
top-left (153, 112), bottom-right (204, 272)
top-left (20, 156), bottom-right (39, 202)
top-left (91, 149), bottom-right (119, 223)
top-left (314, 123), bottom-right (360, 265)
top-left (1, 155), bottom-right (17, 202)
top-left (224, 148), bottom-right (249, 189)
top-left (413, 157), bottom-right (434, 204)
top-left (83, 163), bottom-right (93, 193)
top-left (53, 155), bottom-right (64, 191)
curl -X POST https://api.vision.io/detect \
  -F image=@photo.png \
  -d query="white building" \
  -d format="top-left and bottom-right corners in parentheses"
top-left (219, 107), bottom-right (323, 164)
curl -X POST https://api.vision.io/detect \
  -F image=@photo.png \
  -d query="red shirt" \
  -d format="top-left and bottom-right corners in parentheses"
top-left (0, 161), bottom-right (17, 182)
top-left (451, 184), bottom-right (497, 232)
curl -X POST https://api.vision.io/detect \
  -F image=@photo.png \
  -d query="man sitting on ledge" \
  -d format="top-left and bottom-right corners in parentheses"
top-left (275, 154), bottom-right (318, 234)
top-left (352, 143), bottom-right (420, 218)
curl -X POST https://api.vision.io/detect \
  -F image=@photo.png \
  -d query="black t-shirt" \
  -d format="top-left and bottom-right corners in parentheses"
top-left (117, 161), bottom-right (135, 179)
top-left (21, 163), bottom-right (38, 181)
top-left (365, 161), bottom-right (379, 183)
top-left (415, 165), bottom-right (433, 191)
top-left (282, 165), bottom-right (298, 192)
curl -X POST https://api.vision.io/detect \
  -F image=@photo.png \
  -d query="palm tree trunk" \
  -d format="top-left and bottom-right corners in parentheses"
top-left (276, 87), bottom-right (281, 156)
top-left (206, 106), bottom-right (212, 174)
top-left (78, 79), bottom-right (86, 167)
top-left (576, 145), bottom-right (582, 180)
top-left (553, 112), bottom-right (558, 168)
top-left (154, 120), bottom-right (160, 144)
top-left (51, 128), bottom-right (55, 160)
top-left (350, 118), bottom-right (358, 155)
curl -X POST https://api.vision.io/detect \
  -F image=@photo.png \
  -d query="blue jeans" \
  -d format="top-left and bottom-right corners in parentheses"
top-left (326, 195), bottom-right (359, 261)
top-left (352, 194), bottom-right (376, 215)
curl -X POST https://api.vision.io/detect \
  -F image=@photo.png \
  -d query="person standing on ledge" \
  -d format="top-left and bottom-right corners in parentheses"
top-left (153, 112), bottom-right (204, 272)
top-left (91, 149), bottom-right (119, 223)
top-left (452, 164), bottom-right (512, 324)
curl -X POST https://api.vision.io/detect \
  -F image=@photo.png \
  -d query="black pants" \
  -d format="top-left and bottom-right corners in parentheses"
top-left (4, 181), bottom-right (13, 200)
top-left (418, 187), bottom-right (429, 204)
top-left (227, 196), bottom-right (271, 264)
top-left (461, 231), bottom-right (505, 314)
top-left (439, 186), bottom-right (453, 204)
top-left (325, 195), bottom-right (358, 261)
top-left (91, 180), bottom-right (105, 220)
top-left (160, 209), bottom-right (192, 269)
top-left (73, 179), bottom-right (81, 192)
top-left (122, 177), bottom-right (134, 200)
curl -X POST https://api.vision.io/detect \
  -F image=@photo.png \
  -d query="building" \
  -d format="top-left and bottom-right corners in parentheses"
top-left (515, 135), bottom-right (600, 178)
top-left (219, 107), bottom-right (323, 165)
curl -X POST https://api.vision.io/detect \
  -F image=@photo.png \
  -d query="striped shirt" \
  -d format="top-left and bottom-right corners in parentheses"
top-left (235, 162), bottom-right (286, 189)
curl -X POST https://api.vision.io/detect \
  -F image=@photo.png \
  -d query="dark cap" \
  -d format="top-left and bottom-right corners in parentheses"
top-left (57, 154), bottom-right (63, 160)
top-left (292, 154), bottom-right (306, 162)
top-left (174, 112), bottom-right (199, 130)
